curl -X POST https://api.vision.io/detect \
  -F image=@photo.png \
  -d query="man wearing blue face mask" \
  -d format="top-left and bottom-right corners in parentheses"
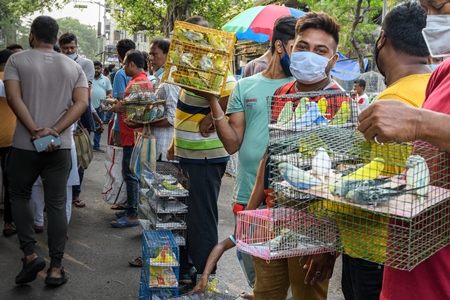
top-left (357, 0), bottom-right (450, 299)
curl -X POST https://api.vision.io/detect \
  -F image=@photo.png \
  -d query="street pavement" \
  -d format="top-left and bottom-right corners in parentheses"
top-left (0, 130), bottom-right (344, 300)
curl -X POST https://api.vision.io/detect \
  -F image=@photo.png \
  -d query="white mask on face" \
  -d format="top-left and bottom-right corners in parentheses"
top-left (422, 15), bottom-right (450, 57)
top-left (289, 52), bottom-right (333, 84)
top-left (65, 53), bottom-right (78, 60)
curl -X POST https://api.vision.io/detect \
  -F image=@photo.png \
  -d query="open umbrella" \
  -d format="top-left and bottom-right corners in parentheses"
top-left (222, 5), bottom-right (305, 43)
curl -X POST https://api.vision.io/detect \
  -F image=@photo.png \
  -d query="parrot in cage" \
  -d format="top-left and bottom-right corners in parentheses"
top-left (345, 185), bottom-right (415, 206)
top-left (317, 97), bottom-right (328, 115)
top-left (331, 158), bottom-right (385, 195)
top-left (277, 101), bottom-right (293, 124)
top-left (294, 97), bottom-right (309, 119)
top-left (311, 147), bottom-right (331, 182)
top-left (406, 155), bottom-right (430, 205)
top-left (330, 177), bottom-right (391, 197)
top-left (279, 162), bottom-right (322, 189)
top-left (288, 102), bottom-right (328, 128)
top-left (328, 101), bottom-right (351, 125)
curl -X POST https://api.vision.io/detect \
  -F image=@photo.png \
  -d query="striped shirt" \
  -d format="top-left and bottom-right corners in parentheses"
top-left (174, 73), bottom-right (236, 164)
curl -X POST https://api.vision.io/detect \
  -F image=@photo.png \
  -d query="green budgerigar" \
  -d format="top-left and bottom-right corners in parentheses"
top-left (277, 101), bottom-right (293, 124)
top-left (329, 101), bottom-right (350, 125)
top-left (294, 97), bottom-right (309, 119)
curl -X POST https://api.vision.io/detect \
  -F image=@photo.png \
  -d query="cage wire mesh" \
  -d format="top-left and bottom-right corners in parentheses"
top-left (162, 20), bottom-right (236, 95)
top-left (139, 162), bottom-right (190, 246)
top-left (140, 230), bottom-right (180, 299)
top-left (251, 92), bottom-right (450, 270)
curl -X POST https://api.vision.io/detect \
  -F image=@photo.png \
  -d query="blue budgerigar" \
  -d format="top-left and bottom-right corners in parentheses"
top-left (406, 155), bottom-right (430, 205)
top-left (346, 185), bottom-right (422, 206)
top-left (287, 102), bottom-right (329, 129)
top-left (278, 162), bottom-right (322, 189)
top-left (330, 178), bottom-right (391, 197)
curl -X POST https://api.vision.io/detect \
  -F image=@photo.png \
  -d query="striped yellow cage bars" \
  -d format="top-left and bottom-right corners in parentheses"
top-left (265, 93), bottom-right (450, 270)
top-left (162, 20), bottom-right (236, 96)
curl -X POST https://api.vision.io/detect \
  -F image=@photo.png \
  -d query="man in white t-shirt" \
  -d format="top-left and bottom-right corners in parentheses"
top-left (352, 79), bottom-right (370, 111)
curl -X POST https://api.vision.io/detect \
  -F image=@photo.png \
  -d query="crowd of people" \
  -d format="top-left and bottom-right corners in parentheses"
top-left (1, 0), bottom-right (450, 299)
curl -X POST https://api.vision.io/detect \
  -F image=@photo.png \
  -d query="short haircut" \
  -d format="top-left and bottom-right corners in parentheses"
top-left (295, 12), bottom-right (340, 51)
top-left (383, 1), bottom-right (429, 57)
top-left (103, 67), bottom-right (110, 76)
top-left (141, 51), bottom-right (149, 71)
top-left (94, 61), bottom-right (102, 68)
top-left (53, 44), bottom-right (61, 53)
top-left (6, 43), bottom-right (23, 51)
top-left (108, 64), bottom-right (115, 72)
top-left (124, 50), bottom-right (145, 69)
top-left (185, 16), bottom-right (212, 28)
top-left (0, 49), bottom-right (14, 64)
top-left (354, 79), bottom-right (366, 89)
top-left (59, 32), bottom-right (78, 46)
top-left (150, 38), bottom-right (171, 54)
top-left (30, 16), bottom-right (59, 44)
top-left (116, 39), bottom-right (136, 60)
top-left (271, 15), bottom-right (298, 54)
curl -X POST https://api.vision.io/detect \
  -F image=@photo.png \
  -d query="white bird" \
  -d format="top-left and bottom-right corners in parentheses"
top-left (406, 155), bottom-right (430, 205)
top-left (278, 162), bottom-right (322, 189)
top-left (311, 147), bottom-right (331, 182)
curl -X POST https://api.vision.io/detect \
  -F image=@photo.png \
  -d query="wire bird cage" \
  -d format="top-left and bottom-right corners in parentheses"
top-left (162, 20), bottom-right (236, 96)
top-left (264, 104), bottom-right (450, 270)
top-left (139, 162), bottom-right (190, 246)
top-left (120, 82), bottom-right (167, 124)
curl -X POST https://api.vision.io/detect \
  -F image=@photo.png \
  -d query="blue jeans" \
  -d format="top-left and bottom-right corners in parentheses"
top-left (104, 111), bottom-right (113, 123)
top-left (122, 146), bottom-right (139, 219)
top-left (342, 254), bottom-right (384, 300)
top-left (93, 107), bottom-right (104, 150)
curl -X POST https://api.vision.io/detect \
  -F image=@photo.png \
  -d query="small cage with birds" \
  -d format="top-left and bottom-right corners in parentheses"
top-left (162, 20), bottom-right (236, 95)
top-left (120, 82), bottom-right (166, 124)
top-left (266, 107), bottom-right (450, 271)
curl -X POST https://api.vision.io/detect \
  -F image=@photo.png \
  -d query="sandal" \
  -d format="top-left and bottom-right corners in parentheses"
top-left (110, 216), bottom-right (139, 228)
top-left (111, 204), bottom-right (127, 210)
top-left (72, 199), bottom-right (86, 208)
top-left (129, 257), bottom-right (143, 267)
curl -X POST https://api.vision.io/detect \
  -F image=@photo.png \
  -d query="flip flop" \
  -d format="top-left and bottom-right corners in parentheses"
top-left (129, 257), bottom-right (143, 267)
top-left (110, 204), bottom-right (127, 210)
top-left (110, 216), bottom-right (139, 228)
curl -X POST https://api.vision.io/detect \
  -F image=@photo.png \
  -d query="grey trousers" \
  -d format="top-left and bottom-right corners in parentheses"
top-left (6, 147), bottom-right (71, 268)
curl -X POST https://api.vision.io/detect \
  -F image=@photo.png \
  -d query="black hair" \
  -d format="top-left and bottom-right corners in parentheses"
top-left (0, 49), bottom-right (14, 64)
top-left (94, 61), bottom-right (102, 68)
top-left (185, 16), bottom-right (212, 28)
top-left (150, 38), bottom-right (171, 55)
top-left (53, 44), bottom-right (61, 53)
top-left (296, 12), bottom-right (340, 51)
top-left (6, 43), bottom-right (23, 51)
top-left (271, 15), bottom-right (298, 54)
top-left (383, 1), bottom-right (429, 57)
top-left (108, 64), bottom-right (115, 72)
top-left (116, 39), bottom-right (136, 61)
top-left (30, 16), bottom-right (59, 44)
top-left (59, 32), bottom-right (78, 46)
top-left (124, 50), bottom-right (145, 69)
top-left (142, 51), bottom-right (149, 71)
top-left (103, 67), bottom-right (110, 76)
top-left (354, 79), bottom-right (366, 89)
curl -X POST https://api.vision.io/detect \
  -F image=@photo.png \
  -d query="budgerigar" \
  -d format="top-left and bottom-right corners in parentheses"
top-left (312, 147), bottom-right (331, 182)
top-left (346, 185), bottom-right (413, 206)
top-left (277, 101), bottom-right (293, 124)
top-left (330, 178), bottom-right (391, 197)
top-left (317, 97), bottom-right (328, 115)
top-left (294, 97), bottom-right (309, 119)
top-left (279, 162), bottom-right (322, 189)
top-left (406, 155), bottom-right (430, 205)
top-left (288, 102), bottom-right (328, 128)
top-left (329, 101), bottom-right (350, 125)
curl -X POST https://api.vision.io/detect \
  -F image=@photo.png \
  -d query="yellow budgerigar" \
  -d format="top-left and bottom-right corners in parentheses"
top-left (317, 97), bottom-right (328, 115)
top-left (340, 157), bottom-right (385, 181)
top-left (329, 101), bottom-right (350, 125)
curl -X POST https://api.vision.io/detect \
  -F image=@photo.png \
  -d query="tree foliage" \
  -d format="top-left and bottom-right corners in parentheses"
top-left (106, 0), bottom-right (253, 37)
top-left (302, 0), bottom-right (399, 72)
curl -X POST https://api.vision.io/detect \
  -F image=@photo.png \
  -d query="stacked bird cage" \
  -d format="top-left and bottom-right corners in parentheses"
top-left (259, 92), bottom-right (450, 270)
top-left (162, 20), bottom-right (236, 95)
top-left (121, 82), bottom-right (166, 124)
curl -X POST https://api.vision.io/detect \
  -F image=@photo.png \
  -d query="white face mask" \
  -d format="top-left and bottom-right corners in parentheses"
top-left (65, 53), bottom-right (78, 60)
top-left (289, 52), bottom-right (333, 84)
top-left (422, 15), bottom-right (450, 57)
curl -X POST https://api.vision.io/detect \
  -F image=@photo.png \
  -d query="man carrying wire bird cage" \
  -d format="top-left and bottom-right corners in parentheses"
top-left (357, 0), bottom-right (450, 299)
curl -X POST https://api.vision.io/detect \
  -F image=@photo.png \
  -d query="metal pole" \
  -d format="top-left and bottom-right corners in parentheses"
top-left (382, 0), bottom-right (387, 23)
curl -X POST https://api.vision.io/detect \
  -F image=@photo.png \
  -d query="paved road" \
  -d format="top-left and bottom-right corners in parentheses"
top-left (0, 131), bottom-right (344, 300)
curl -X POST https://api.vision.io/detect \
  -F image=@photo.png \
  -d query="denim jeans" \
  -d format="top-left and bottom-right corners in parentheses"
top-left (341, 254), bottom-right (384, 300)
top-left (72, 166), bottom-right (84, 200)
top-left (93, 107), bottom-right (104, 150)
top-left (122, 146), bottom-right (139, 219)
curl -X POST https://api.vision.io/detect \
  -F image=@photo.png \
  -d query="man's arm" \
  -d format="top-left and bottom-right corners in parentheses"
top-left (358, 100), bottom-right (450, 152)
top-left (246, 149), bottom-right (268, 210)
top-left (51, 87), bottom-right (89, 136)
top-left (106, 89), bottom-right (112, 97)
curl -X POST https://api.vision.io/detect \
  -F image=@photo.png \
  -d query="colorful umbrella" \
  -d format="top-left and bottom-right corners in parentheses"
top-left (222, 5), bottom-right (305, 43)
